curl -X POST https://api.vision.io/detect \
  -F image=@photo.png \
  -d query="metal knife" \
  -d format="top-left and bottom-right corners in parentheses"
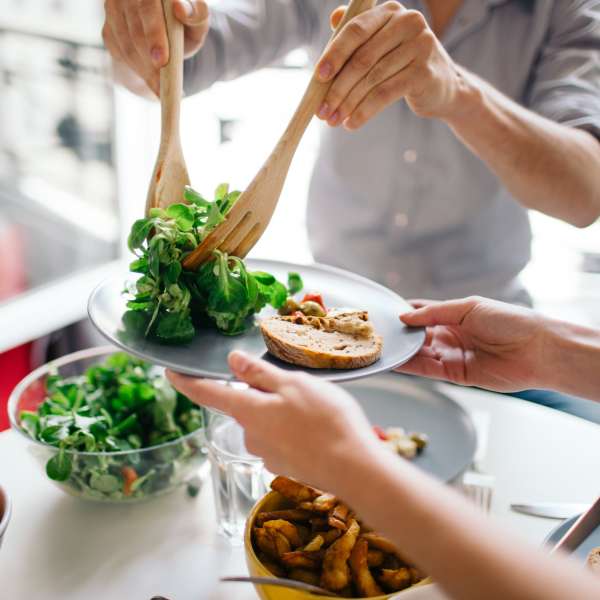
top-left (551, 497), bottom-right (600, 554)
top-left (510, 503), bottom-right (590, 519)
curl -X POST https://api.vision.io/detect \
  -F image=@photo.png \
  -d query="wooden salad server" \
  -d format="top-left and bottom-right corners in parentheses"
top-left (182, 0), bottom-right (377, 269)
top-left (146, 0), bottom-right (191, 215)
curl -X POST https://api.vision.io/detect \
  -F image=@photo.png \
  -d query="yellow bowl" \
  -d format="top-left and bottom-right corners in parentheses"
top-left (244, 491), bottom-right (431, 600)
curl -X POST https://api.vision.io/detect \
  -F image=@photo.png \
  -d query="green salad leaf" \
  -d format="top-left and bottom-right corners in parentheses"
top-left (125, 184), bottom-right (304, 342)
top-left (20, 353), bottom-right (206, 500)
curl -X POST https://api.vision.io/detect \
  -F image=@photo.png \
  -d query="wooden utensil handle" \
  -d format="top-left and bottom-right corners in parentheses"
top-left (279, 0), bottom-right (378, 150)
top-left (160, 0), bottom-right (185, 138)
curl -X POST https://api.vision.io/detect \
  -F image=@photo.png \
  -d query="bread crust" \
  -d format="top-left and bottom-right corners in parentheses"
top-left (260, 314), bottom-right (383, 370)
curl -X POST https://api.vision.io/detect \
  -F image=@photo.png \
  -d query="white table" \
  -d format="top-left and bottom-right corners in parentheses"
top-left (1, 384), bottom-right (599, 600)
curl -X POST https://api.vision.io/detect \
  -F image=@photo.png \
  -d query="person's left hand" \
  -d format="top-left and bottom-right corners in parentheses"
top-left (315, 2), bottom-right (467, 130)
top-left (166, 352), bottom-right (380, 492)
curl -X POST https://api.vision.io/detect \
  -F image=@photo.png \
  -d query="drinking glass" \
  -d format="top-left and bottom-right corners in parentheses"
top-left (207, 411), bottom-right (269, 543)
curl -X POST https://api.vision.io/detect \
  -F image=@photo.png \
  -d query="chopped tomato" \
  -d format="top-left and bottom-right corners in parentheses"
top-left (121, 466), bottom-right (138, 496)
top-left (373, 426), bottom-right (388, 441)
top-left (302, 293), bottom-right (326, 311)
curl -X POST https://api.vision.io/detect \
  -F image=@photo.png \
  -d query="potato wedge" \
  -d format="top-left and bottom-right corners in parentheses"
top-left (304, 534), bottom-right (325, 552)
top-left (378, 568), bottom-right (412, 592)
top-left (271, 476), bottom-right (320, 503)
top-left (254, 526), bottom-right (291, 560)
top-left (361, 532), bottom-right (408, 563)
top-left (350, 538), bottom-right (384, 597)
top-left (321, 518), bottom-right (360, 591)
top-left (264, 519), bottom-right (303, 548)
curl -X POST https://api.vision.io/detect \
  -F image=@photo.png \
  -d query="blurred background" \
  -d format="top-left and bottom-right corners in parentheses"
top-left (1, 0), bottom-right (600, 429)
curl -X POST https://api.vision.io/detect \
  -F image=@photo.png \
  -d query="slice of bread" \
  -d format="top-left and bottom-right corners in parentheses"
top-left (588, 547), bottom-right (600, 574)
top-left (260, 311), bottom-right (383, 370)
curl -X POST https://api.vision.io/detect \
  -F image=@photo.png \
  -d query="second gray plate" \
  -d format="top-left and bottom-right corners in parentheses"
top-left (88, 260), bottom-right (425, 382)
top-left (346, 373), bottom-right (477, 482)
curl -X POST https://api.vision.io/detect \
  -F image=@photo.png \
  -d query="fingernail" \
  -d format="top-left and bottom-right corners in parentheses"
top-left (180, 0), bottom-right (194, 17)
top-left (318, 102), bottom-right (330, 119)
top-left (318, 61), bottom-right (333, 81)
top-left (328, 111), bottom-right (340, 126)
top-left (343, 117), bottom-right (356, 131)
top-left (229, 350), bottom-right (250, 374)
top-left (151, 46), bottom-right (163, 65)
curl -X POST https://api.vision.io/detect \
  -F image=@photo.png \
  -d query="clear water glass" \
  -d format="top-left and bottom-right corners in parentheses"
top-left (207, 411), bottom-right (268, 543)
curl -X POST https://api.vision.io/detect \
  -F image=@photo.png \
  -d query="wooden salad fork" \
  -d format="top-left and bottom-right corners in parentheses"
top-left (182, 0), bottom-right (377, 270)
top-left (146, 0), bottom-right (190, 215)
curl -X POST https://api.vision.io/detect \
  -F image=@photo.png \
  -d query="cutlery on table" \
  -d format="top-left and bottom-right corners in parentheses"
top-left (551, 496), bottom-right (600, 553)
top-left (182, 0), bottom-right (377, 269)
top-left (146, 0), bottom-right (191, 215)
top-left (511, 502), bottom-right (591, 520)
top-left (221, 576), bottom-right (339, 597)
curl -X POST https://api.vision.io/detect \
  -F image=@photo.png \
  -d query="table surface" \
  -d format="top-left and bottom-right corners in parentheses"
top-left (1, 383), bottom-right (599, 600)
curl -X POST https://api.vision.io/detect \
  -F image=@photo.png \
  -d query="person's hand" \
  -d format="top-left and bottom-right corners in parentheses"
top-left (398, 296), bottom-right (550, 392)
top-left (102, 0), bottom-right (209, 96)
top-left (166, 351), bottom-right (381, 491)
top-left (315, 2), bottom-right (469, 130)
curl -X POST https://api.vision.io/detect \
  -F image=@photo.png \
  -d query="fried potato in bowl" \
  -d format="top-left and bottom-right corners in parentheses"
top-left (244, 476), bottom-right (432, 600)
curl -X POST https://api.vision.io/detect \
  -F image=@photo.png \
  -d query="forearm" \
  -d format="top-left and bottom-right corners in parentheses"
top-left (445, 68), bottom-right (600, 228)
top-left (543, 319), bottom-right (600, 401)
top-left (331, 445), bottom-right (599, 600)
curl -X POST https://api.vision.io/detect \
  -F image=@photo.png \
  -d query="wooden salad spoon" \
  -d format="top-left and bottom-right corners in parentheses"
top-left (182, 0), bottom-right (377, 269)
top-left (146, 0), bottom-right (191, 215)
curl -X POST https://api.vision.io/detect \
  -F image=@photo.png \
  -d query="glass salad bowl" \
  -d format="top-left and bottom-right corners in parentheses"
top-left (8, 347), bottom-right (208, 503)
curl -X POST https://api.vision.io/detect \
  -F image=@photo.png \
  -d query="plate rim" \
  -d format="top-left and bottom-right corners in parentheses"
top-left (88, 258), bottom-right (426, 383)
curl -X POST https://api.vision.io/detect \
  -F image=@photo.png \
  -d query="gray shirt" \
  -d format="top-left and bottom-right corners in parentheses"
top-left (184, 0), bottom-right (600, 303)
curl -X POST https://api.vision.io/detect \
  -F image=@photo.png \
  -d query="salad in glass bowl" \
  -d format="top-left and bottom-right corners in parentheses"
top-left (8, 347), bottom-right (207, 503)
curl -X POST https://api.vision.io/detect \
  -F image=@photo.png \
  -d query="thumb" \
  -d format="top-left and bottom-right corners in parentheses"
top-left (400, 297), bottom-right (480, 327)
top-left (330, 6), bottom-right (347, 31)
top-left (228, 351), bottom-right (290, 393)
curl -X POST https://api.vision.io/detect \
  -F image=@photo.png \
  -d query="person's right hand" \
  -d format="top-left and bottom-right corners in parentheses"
top-left (397, 296), bottom-right (551, 392)
top-left (102, 0), bottom-right (209, 96)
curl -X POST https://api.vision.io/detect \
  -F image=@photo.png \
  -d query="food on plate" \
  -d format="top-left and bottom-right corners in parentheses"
top-left (260, 309), bottom-right (383, 370)
top-left (374, 426), bottom-right (429, 460)
top-left (588, 547), bottom-right (600, 574)
top-left (18, 353), bottom-right (205, 501)
top-left (125, 183), bottom-right (304, 341)
top-left (251, 476), bottom-right (427, 596)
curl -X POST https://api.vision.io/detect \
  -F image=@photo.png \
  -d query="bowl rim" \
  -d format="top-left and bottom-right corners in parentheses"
top-left (245, 490), bottom-right (426, 600)
top-left (8, 345), bottom-right (206, 457)
top-left (0, 484), bottom-right (12, 538)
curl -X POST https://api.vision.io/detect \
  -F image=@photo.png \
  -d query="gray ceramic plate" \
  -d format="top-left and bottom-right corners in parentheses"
top-left (88, 260), bottom-right (425, 382)
top-left (345, 373), bottom-right (477, 482)
top-left (545, 514), bottom-right (600, 561)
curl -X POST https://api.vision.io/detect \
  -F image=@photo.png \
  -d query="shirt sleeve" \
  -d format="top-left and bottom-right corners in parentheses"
top-left (183, 0), bottom-right (326, 96)
top-left (526, 0), bottom-right (600, 139)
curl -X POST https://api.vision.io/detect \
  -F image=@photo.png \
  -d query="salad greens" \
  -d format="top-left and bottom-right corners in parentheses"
top-left (125, 184), bottom-right (303, 342)
top-left (19, 353), bottom-right (206, 502)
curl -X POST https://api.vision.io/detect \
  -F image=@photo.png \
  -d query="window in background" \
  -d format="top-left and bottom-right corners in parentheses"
top-left (0, 1), bottom-right (119, 308)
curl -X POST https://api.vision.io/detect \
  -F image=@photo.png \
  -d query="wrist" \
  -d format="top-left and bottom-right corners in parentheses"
top-left (442, 66), bottom-right (488, 127)
top-left (542, 319), bottom-right (600, 400)
top-left (326, 437), bottom-right (411, 504)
